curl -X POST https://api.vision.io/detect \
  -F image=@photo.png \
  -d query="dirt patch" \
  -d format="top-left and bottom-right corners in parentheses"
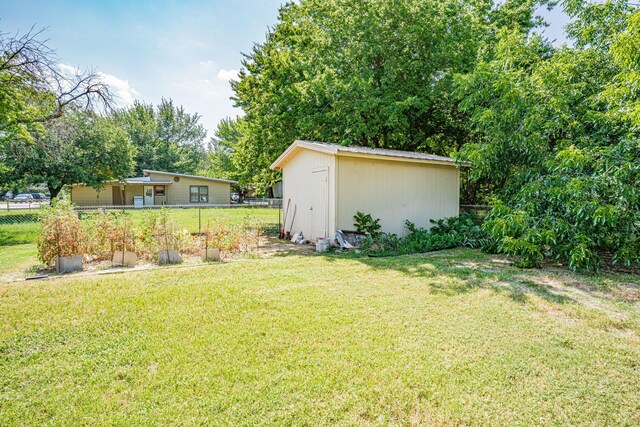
top-left (8, 235), bottom-right (316, 283)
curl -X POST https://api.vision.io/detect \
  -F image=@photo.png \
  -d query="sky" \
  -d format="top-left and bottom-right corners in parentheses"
top-left (1, 1), bottom-right (570, 138)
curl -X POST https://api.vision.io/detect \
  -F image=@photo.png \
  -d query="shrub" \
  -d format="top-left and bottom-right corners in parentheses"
top-left (355, 214), bottom-right (487, 257)
top-left (360, 233), bottom-right (402, 256)
top-left (84, 210), bottom-right (137, 261)
top-left (36, 199), bottom-right (86, 265)
top-left (201, 218), bottom-right (261, 256)
top-left (353, 211), bottom-right (382, 237)
top-left (137, 209), bottom-right (198, 261)
top-left (429, 215), bottom-right (489, 249)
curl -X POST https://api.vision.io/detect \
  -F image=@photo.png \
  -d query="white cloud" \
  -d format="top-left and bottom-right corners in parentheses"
top-left (217, 68), bottom-right (239, 82)
top-left (96, 71), bottom-right (139, 107)
top-left (57, 64), bottom-right (139, 107)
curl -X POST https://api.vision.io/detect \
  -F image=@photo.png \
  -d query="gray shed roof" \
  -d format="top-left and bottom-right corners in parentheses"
top-left (271, 140), bottom-right (468, 170)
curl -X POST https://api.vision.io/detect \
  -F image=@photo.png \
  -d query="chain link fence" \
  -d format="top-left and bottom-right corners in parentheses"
top-left (0, 203), bottom-right (283, 246)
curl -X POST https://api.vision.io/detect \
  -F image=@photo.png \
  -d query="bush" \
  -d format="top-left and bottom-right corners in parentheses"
top-left (353, 211), bottom-right (382, 237)
top-left (84, 210), bottom-right (136, 261)
top-left (36, 199), bottom-right (86, 265)
top-left (201, 218), bottom-right (261, 256)
top-left (355, 213), bottom-right (488, 257)
top-left (137, 209), bottom-right (198, 261)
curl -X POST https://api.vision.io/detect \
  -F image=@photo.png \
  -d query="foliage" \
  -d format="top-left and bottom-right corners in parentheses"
top-left (1, 109), bottom-right (134, 198)
top-left (204, 116), bottom-right (243, 183)
top-left (456, 2), bottom-right (640, 271)
top-left (36, 199), bottom-right (85, 265)
top-left (201, 218), bottom-right (260, 256)
top-left (227, 0), bottom-right (554, 190)
top-left (84, 210), bottom-right (136, 261)
top-left (136, 209), bottom-right (197, 261)
top-left (358, 214), bottom-right (488, 256)
top-left (0, 28), bottom-right (112, 146)
top-left (405, 215), bottom-right (490, 253)
top-left (116, 99), bottom-right (208, 176)
top-left (353, 211), bottom-right (381, 237)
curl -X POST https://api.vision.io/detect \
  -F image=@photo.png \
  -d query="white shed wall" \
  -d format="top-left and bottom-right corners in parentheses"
top-left (336, 156), bottom-right (460, 236)
top-left (281, 149), bottom-right (336, 241)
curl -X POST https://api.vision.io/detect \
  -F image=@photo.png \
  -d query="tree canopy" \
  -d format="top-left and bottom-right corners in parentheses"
top-left (226, 0), bottom-right (554, 191)
top-left (1, 109), bottom-right (134, 198)
top-left (456, 0), bottom-right (640, 270)
top-left (116, 99), bottom-right (208, 176)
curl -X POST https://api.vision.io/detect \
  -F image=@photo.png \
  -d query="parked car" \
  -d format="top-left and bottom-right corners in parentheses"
top-left (2, 191), bottom-right (14, 201)
top-left (231, 192), bottom-right (240, 203)
top-left (31, 193), bottom-right (47, 201)
top-left (13, 193), bottom-right (34, 203)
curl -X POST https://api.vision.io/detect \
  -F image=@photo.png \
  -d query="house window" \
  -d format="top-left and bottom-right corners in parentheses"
top-left (190, 186), bottom-right (208, 203)
top-left (154, 186), bottom-right (166, 196)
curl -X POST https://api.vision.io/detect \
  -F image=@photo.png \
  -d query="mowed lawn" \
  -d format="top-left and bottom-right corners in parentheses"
top-left (1, 249), bottom-right (639, 425)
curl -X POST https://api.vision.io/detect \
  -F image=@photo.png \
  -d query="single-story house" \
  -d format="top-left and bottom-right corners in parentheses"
top-left (71, 170), bottom-right (237, 207)
top-left (270, 140), bottom-right (468, 242)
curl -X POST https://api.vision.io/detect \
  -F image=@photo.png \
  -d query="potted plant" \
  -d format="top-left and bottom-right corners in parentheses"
top-left (112, 216), bottom-right (137, 267)
top-left (201, 222), bottom-right (221, 261)
top-left (37, 200), bottom-right (85, 274)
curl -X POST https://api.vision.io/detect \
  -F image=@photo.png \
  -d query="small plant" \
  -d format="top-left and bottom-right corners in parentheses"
top-left (137, 209), bottom-right (197, 261)
top-left (354, 214), bottom-right (490, 258)
top-left (84, 210), bottom-right (137, 261)
top-left (36, 199), bottom-right (85, 265)
top-left (200, 218), bottom-right (261, 256)
top-left (359, 232), bottom-right (402, 256)
top-left (353, 211), bottom-right (382, 237)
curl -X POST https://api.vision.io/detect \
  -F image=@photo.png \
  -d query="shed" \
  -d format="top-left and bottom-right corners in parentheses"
top-left (270, 140), bottom-right (466, 242)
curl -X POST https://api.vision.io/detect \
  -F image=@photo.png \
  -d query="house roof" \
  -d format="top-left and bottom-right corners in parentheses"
top-left (270, 140), bottom-right (470, 170)
top-left (142, 170), bottom-right (238, 184)
top-left (125, 177), bottom-right (174, 184)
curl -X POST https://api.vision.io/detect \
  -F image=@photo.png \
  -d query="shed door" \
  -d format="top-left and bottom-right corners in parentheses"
top-left (311, 168), bottom-right (329, 241)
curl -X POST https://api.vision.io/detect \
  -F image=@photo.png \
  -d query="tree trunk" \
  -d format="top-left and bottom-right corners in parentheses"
top-left (48, 184), bottom-right (63, 199)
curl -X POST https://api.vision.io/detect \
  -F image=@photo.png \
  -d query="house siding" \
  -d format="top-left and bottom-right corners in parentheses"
top-left (71, 185), bottom-right (113, 206)
top-left (146, 172), bottom-right (231, 204)
top-left (71, 173), bottom-right (232, 206)
top-left (335, 156), bottom-right (460, 236)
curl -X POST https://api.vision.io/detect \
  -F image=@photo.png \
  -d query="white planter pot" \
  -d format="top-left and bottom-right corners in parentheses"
top-left (112, 250), bottom-right (137, 267)
top-left (316, 238), bottom-right (330, 253)
top-left (159, 250), bottom-right (181, 265)
top-left (201, 248), bottom-right (220, 261)
top-left (56, 255), bottom-right (83, 274)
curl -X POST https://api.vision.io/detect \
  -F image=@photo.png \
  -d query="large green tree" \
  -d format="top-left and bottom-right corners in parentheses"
top-left (204, 116), bottom-right (243, 182)
top-left (456, 0), bottom-right (640, 270)
top-left (116, 99), bottom-right (208, 176)
top-left (2, 110), bottom-right (134, 198)
top-left (227, 0), bottom-right (553, 191)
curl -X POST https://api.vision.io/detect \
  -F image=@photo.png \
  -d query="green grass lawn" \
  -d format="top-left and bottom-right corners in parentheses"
top-left (1, 248), bottom-right (639, 425)
top-left (0, 244), bottom-right (40, 279)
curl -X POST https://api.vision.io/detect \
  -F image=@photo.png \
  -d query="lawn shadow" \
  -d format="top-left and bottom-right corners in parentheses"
top-left (257, 240), bottom-right (640, 312)
top-left (317, 248), bottom-right (640, 309)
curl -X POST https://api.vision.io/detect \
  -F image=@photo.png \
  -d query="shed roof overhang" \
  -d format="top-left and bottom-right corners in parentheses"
top-left (270, 140), bottom-right (471, 170)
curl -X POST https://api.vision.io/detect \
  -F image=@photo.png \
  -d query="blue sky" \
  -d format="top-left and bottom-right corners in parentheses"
top-left (2, 1), bottom-right (570, 137)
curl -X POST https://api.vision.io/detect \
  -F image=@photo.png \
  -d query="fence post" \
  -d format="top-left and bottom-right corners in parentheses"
top-left (198, 206), bottom-right (201, 234)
